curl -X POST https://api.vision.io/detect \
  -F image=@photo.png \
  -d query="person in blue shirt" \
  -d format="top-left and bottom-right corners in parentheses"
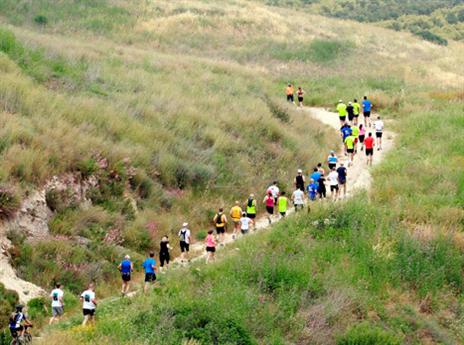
top-left (118, 255), bottom-right (133, 296)
top-left (362, 96), bottom-right (372, 128)
top-left (306, 179), bottom-right (318, 201)
top-left (340, 123), bottom-right (352, 156)
top-left (142, 252), bottom-right (157, 293)
top-left (310, 168), bottom-right (321, 186)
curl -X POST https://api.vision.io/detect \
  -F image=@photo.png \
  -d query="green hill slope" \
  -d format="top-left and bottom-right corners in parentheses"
top-left (0, 0), bottom-right (463, 344)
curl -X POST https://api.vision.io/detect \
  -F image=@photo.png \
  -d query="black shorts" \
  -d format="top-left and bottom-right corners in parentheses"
top-left (121, 272), bottom-right (131, 282)
top-left (330, 185), bottom-right (339, 191)
top-left (241, 229), bottom-right (249, 235)
top-left (347, 148), bottom-right (354, 154)
top-left (298, 97), bottom-right (303, 102)
top-left (180, 241), bottom-right (190, 252)
top-left (206, 246), bottom-right (216, 253)
top-left (376, 132), bottom-right (382, 138)
top-left (159, 252), bottom-right (170, 267)
top-left (145, 273), bottom-right (156, 283)
top-left (328, 163), bottom-right (336, 170)
top-left (83, 308), bottom-right (95, 316)
top-left (10, 326), bottom-right (23, 337)
top-left (216, 226), bottom-right (225, 234)
top-left (348, 114), bottom-right (354, 121)
top-left (247, 213), bottom-right (256, 219)
top-left (339, 179), bottom-right (346, 185)
top-left (364, 111), bottom-right (371, 117)
top-left (280, 212), bottom-right (286, 217)
top-left (339, 116), bottom-right (346, 122)
top-left (359, 135), bottom-right (365, 143)
top-left (366, 148), bottom-right (374, 156)
top-left (353, 114), bottom-right (359, 118)
top-left (266, 206), bottom-right (274, 214)
top-left (287, 94), bottom-right (294, 102)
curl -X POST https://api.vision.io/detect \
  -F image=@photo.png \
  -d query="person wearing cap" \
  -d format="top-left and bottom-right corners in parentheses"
top-left (213, 208), bottom-right (228, 245)
top-left (336, 100), bottom-right (347, 125)
top-left (327, 150), bottom-right (338, 170)
top-left (9, 304), bottom-right (32, 340)
top-left (240, 212), bottom-right (254, 235)
top-left (337, 162), bottom-right (348, 197)
top-left (294, 169), bottom-right (306, 191)
top-left (230, 201), bottom-right (243, 239)
top-left (246, 194), bottom-right (257, 230)
top-left (178, 222), bottom-right (191, 262)
top-left (118, 254), bottom-right (133, 296)
top-left (353, 98), bottom-right (361, 125)
top-left (346, 101), bottom-right (354, 123)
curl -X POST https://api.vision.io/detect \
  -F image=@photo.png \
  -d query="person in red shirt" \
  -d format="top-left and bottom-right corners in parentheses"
top-left (364, 132), bottom-right (375, 166)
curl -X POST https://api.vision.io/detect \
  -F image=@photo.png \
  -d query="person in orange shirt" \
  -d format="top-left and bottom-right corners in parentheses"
top-left (286, 83), bottom-right (295, 104)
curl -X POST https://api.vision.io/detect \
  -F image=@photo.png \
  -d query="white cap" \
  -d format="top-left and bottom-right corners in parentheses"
top-left (182, 222), bottom-right (188, 227)
top-left (339, 99), bottom-right (343, 103)
top-left (124, 255), bottom-right (130, 260)
top-left (297, 169), bottom-right (302, 173)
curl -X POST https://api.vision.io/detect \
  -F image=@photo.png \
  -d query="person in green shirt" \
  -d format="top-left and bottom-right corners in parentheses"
top-left (336, 100), bottom-right (347, 125)
top-left (246, 194), bottom-right (257, 230)
top-left (353, 99), bottom-right (361, 125)
top-left (351, 125), bottom-right (359, 153)
top-left (344, 134), bottom-right (356, 166)
top-left (277, 191), bottom-right (288, 218)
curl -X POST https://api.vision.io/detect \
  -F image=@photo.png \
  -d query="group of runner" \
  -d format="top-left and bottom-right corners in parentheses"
top-left (286, 83), bottom-right (305, 107)
top-left (8, 95), bottom-right (385, 340)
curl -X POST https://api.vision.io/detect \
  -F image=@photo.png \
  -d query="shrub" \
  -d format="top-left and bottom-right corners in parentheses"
top-left (75, 158), bottom-right (98, 178)
top-left (27, 296), bottom-right (48, 320)
top-left (415, 30), bottom-right (448, 45)
top-left (195, 229), bottom-right (207, 241)
top-left (45, 188), bottom-right (73, 212)
top-left (0, 283), bottom-right (18, 329)
top-left (0, 186), bottom-right (20, 220)
top-left (264, 96), bottom-right (290, 123)
top-left (33, 15), bottom-right (48, 26)
top-left (337, 323), bottom-right (400, 345)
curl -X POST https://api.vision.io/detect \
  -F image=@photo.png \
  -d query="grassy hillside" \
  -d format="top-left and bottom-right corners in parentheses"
top-left (0, 0), bottom-right (463, 344)
top-left (265, 0), bottom-right (464, 44)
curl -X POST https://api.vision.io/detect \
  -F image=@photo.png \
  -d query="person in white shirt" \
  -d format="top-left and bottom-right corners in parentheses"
top-left (239, 212), bottom-right (254, 235)
top-left (49, 283), bottom-right (64, 325)
top-left (267, 181), bottom-right (280, 208)
top-left (80, 283), bottom-right (97, 326)
top-left (327, 167), bottom-right (339, 200)
top-left (178, 223), bottom-right (191, 262)
top-left (291, 188), bottom-right (305, 212)
top-left (374, 116), bottom-right (384, 151)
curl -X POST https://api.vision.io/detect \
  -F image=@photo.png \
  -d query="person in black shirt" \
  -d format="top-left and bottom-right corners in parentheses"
top-left (294, 169), bottom-right (306, 191)
top-left (347, 102), bottom-right (355, 123)
top-left (337, 162), bottom-right (347, 198)
top-left (159, 235), bottom-right (171, 272)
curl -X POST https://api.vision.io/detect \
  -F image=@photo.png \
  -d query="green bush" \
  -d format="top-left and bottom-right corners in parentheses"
top-left (414, 30), bottom-right (448, 45)
top-left (195, 229), bottom-right (207, 241)
top-left (0, 186), bottom-right (20, 220)
top-left (33, 15), bottom-right (48, 26)
top-left (45, 189), bottom-right (73, 213)
top-left (0, 283), bottom-right (18, 329)
top-left (337, 323), bottom-right (400, 345)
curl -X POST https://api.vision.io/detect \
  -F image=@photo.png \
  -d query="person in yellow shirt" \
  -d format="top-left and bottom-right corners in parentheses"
top-left (344, 134), bottom-right (356, 166)
top-left (336, 100), bottom-right (347, 125)
top-left (353, 99), bottom-right (361, 125)
top-left (213, 208), bottom-right (227, 245)
top-left (286, 83), bottom-right (295, 104)
top-left (230, 201), bottom-right (243, 240)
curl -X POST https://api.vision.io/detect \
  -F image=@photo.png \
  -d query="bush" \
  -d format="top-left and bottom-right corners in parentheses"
top-left (75, 158), bottom-right (98, 178)
top-left (33, 15), bottom-right (48, 26)
top-left (415, 30), bottom-right (448, 45)
top-left (0, 186), bottom-right (20, 220)
top-left (264, 96), bottom-right (290, 123)
top-left (195, 229), bottom-right (207, 241)
top-left (0, 284), bottom-right (18, 329)
top-left (337, 323), bottom-right (400, 345)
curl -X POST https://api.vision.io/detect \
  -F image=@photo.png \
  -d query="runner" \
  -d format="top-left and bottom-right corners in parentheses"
top-left (294, 169), bottom-right (306, 191)
top-left (337, 100), bottom-right (347, 125)
top-left (159, 235), bottom-right (171, 273)
top-left (327, 167), bottom-right (339, 200)
top-left (297, 87), bottom-right (305, 107)
top-left (346, 101), bottom-right (355, 123)
top-left (205, 229), bottom-right (216, 264)
top-left (277, 191), bottom-right (288, 218)
top-left (362, 96), bottom-right (372, 127)
top-left (80, 283), bottom-right (97, 326)
top-left (327, 150), bottom-right (338, 170)
top-left (344, 134), bottom-right (356, 166)
top-left (9, 305), bottom-right (32, 341)
top-left (240, 212), bottom-right (253, 235)
top-left (267, 181), bottom-right (280, 208)
top-left (351, 124), bottom-right (359, 153)
top-left (213, 208), bottom-right (227, 245)
top-left (358, 124), bottom-right (366, 151)
top-left (263, 191), bottom-right (275, 224)
top-left (118, 255), bottom-right (133, 296)
top-left (142, 252), bottom-right (157, 293)
top-left (291, 187), bottom-right (305, 211)
top-left (337, 162), bottom-right (348, 198)
top-left (230, 201), bottom-right (243, 239)
top-left (317, 176), bottom-right (327, 200)
top-left (340, 122), bottom-right (352, 156)
top-left (286, 83), bottom-right (295, 104)
top-left (310, 167), bottom-right (321, 185)
top-left (307, 179), bottom-right (318, 201)
top-left (49, 283), bottom-right (64, 325)
top-left (317, 162), bottom-right (325, 177)
top-left (246, 194), bottom-right (257, 230)
top-left (353, 98), bottom-right (361, 125)
top-left (374, 116), bottom-right (384, 150)
top-left (364, 132), bottom-right (375, 166)
top-left (178, 222), bottom-right (191, 262)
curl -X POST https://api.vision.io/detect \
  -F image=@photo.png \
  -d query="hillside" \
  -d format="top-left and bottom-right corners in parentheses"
top-left (0, 0), bottom-right (463, 344)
